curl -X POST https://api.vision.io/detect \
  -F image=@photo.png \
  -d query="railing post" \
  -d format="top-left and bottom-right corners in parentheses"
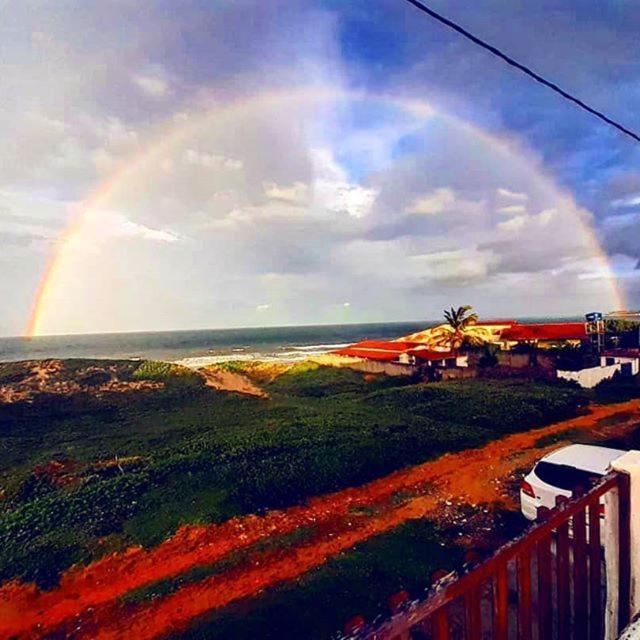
top-left (611, 452), bottom-right (640, 622)
top-left (603, 452), bottom-right (640, 639)
top-left (617, 472), bottom-right (631, 633)
top-left (603, 482), bottom-right (621, 640)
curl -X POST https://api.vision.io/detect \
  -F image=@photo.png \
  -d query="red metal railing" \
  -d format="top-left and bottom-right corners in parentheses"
top-left (350, 472), bottom-right (631, 640)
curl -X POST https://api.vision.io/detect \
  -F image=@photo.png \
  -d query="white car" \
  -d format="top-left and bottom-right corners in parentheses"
top-left (520, 444), bottom-right (626, 521)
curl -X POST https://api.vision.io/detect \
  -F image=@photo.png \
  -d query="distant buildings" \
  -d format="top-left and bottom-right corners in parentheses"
top-left (557, 348), bottom-right (640, 388)
top-left (332, 317), bottom-right (640, 385)
top-left (334, 320), bottom-right (589, 364)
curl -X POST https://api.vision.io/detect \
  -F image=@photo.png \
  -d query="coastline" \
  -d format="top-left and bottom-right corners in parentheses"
top-left (173, 344), bottom-right (352, 369)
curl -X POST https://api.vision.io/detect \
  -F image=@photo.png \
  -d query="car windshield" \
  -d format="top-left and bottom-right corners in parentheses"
top-left (534, 461), bottom-right (603, 491)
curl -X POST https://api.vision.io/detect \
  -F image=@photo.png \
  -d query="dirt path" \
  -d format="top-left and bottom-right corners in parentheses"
top-left (2, 399), bottom-right (640, 639)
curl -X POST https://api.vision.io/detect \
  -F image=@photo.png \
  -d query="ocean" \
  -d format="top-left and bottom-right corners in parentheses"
top-left (0, 316), bottom-right (584, 366)
top-left (0, 322), bottom-right (430, 365)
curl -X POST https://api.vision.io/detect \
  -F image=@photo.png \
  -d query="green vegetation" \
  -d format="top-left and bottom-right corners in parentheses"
top-left (132, 360), bottom-right (198, 382)
top-left (534, 428), bottom-right (585, 449)
top-left (605, 319), bottom-right (640, 350)
top-left (592, 373), bottom-right (640, 404)
top-left (0, 361), bottom-right (587, 586)
top-left (552, 343), bottom-right (598, 371)
top-left (174, 519), bottom-right (463, 640)
top-left (443, 304), bottom-right (481, 350)
top-left (122, 526), bottom-right (315, 606)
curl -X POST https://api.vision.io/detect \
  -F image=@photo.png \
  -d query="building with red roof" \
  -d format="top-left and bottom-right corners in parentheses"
top-left (332, 320), bottom-right (593, 374)
top-left (333, 340), bottom-right (464, 369)
top-left (499, 322), bottom-right (587, 344)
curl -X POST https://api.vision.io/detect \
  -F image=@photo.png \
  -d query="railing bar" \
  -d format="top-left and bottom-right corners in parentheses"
top-left (537, 535), bottom-right (552, 640)
top-left (573, 506), bottom-right (588, 640)
top-left (517, 550), bottom-right (532, 640)
top-left (493, 564), bottom-right (509, 640)
top-left (556, 519), bottom-right (571, 640)
top-left (587, 498), bottom-right (602, 640)
top-left (465, 584), bottom-right (482, 640)
top-left (364, 473), bottom-right (622, 639)
top-left (617, 472), bottom-right (631, 633)
top-left (432, 606), bottom-right (450, 640)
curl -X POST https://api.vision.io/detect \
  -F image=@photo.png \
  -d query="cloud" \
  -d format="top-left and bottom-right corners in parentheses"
top-left (497, 204), bottom-right (526, 214)
top-left (1, 0), bottom-right (636, 334)
top-left (407, 188), bottom-right (456, 215)
top-left (263, 181), bottom-right (309, 205)
top-left (611, 194), bottom-right (640, 209)
top-left (497, 188), bottom-right (529, 202)
top-left (132, 68), bottom-right (170, 98)
top-left (497, 215), bottom-right (526, 232)
top-left (310, 149), bottom-right (377, 218)
top-left (184, 149), bottom-right (243, 171)
top-left (95, 211), bottom-right (181, 244)
top-left (411, 248), bottom-right (494, 283)
top-left (601, 212), bottom-right (640, 262)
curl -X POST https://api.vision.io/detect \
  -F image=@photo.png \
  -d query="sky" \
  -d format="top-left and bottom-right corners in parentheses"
top-left (1, 0), bottom-right (640, 336)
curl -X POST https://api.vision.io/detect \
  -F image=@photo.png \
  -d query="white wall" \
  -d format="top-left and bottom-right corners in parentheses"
top-left (600, 356), bottom-right (640, 376)
top-left (557, 364), bottom-right (621, 388)
top-left (609, 452), bottom-right (640, 639)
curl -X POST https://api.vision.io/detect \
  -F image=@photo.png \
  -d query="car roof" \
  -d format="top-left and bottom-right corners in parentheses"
top-left (540, 444), bottom-right (626, 475)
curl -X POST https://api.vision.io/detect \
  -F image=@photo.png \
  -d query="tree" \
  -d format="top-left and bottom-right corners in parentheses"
top-left (442, 305), bottom-right (484, 352)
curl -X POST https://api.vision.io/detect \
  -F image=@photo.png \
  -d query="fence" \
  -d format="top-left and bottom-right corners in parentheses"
top-left (351, 472), bottom-right (631, 640)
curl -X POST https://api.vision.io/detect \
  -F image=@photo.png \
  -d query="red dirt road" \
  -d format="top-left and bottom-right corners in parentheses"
top-left (2, 400), bottom-right (640, 639)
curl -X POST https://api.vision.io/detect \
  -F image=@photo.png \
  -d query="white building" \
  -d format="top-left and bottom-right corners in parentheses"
top-left (600, 349), bottom-right (640, 377)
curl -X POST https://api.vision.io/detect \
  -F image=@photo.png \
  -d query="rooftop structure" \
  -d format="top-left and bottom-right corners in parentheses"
top-left (333, 340), bottom-right (455, 363)
top-left (333, 319), bottom-right (591, 367)
top-left (500, 322), bottom-right (587, 343)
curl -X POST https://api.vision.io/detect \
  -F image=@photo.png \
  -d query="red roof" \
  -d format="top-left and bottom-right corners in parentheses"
top-left (500, 322), bottom-right (587, 342)
top-left (333, 348), bottom-right (400, 361)
top-left (333, 340), bottom-right (408, 361)
top-left (333, 340), bottom-right (454, 362)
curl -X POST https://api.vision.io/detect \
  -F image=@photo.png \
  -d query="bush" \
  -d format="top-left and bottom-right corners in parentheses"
top-left (592, 374), bottom-right (640, 404)
top-left (132, 360), bottom-right (204, 395)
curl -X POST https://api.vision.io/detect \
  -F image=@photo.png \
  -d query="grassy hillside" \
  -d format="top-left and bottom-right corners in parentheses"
top-left (0, 360), bottom-right (587, 586)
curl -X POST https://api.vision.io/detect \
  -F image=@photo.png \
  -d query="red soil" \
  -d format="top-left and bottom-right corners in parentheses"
top-left (2, 400), bottom-right (640, 639)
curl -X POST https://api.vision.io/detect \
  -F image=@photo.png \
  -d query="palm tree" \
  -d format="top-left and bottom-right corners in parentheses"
top-left (442, 305), bottom-right (481, 352)
top-left (402, 305), bottom-right (493, 351)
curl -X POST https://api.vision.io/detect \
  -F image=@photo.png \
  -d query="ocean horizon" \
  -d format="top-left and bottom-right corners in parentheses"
top-left (0, 316), bottom-right (583, 365)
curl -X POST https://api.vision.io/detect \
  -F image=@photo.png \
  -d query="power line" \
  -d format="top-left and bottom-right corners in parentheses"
top-left (401, 0), bottom-right (640, 144)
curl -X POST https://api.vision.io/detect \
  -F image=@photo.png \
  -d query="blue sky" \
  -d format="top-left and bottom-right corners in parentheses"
top-left (1, 1), bottom-right (639, 335)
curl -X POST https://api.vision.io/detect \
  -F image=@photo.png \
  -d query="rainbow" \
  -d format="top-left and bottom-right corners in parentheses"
top-left (25, 87), bottom-right (626, 337)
